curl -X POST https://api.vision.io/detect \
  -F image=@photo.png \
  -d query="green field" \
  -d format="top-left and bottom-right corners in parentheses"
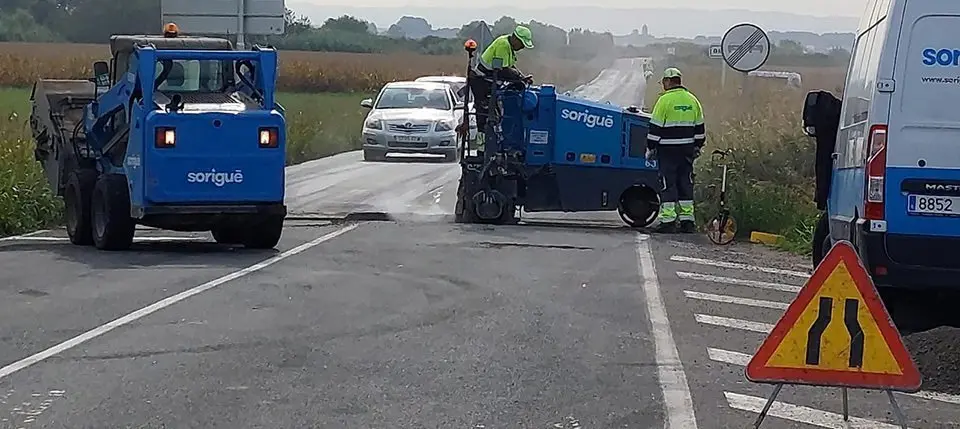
top-left (0, 88), bottom-right (371, 236)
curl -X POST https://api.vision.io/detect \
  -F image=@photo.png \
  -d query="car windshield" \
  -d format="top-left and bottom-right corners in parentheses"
top-left (449, 83), bottom-right (467, 102)
top-left (418, 79), bottom-right (467, 102)
top-left (375, 87), bottom-right (451, 110)
top-left (155, 59), bottom-right (232, 93)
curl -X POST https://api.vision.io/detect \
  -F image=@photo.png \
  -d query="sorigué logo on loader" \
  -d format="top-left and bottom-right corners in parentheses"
top-left (560, 108), bottom-right (615, 128)
top-left (186, 169), bottom-right (245, 187)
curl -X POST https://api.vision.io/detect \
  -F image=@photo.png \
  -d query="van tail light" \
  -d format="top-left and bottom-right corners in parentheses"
top-left (259, 127), bottom-right (279, 148)
top-left (864, 124), bottom-right (887, 220)
top-left (155, 127), bottom-right (175, 148)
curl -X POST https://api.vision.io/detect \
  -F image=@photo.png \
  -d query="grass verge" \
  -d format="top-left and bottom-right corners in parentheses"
top-left (0, 88), bottom-right (370, 236)
top-left (644, 65), bottom-right (846, 255)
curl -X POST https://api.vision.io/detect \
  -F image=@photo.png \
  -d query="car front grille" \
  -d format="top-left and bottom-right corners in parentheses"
top-left (388, 141), bottom-right (429, 149)
top-left (387, 123), bottom-right (431, 133)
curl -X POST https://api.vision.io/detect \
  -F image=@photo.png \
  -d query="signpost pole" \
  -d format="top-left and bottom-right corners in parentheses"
top-left (236, 0), bottom-right (246, 49)
top-left (721, 63), bottom-right (726, 90)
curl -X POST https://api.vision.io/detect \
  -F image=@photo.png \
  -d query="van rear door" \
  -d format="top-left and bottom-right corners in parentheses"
top-left (886, 0), bottom-right (960, 236)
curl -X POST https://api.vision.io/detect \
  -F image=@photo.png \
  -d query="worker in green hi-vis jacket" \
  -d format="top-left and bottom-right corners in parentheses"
top-left (463, 25), bottom-right (535, 153)
top-left (645, 67), bottom-right (706, 234)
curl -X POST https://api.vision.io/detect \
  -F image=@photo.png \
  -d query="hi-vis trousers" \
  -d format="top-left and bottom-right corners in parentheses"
top-left (656, 145), bottom-right (696, 224)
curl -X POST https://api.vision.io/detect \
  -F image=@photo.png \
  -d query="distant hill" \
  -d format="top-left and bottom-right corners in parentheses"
top-left (615, 30), bottom-right (855, 53)
top-left (288, 3), bottom-right (859, 39)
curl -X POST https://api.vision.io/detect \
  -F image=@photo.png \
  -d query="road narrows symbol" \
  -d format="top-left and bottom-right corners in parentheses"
top-left (805, 297), bottom-right (833, 365)
top-left (844, 298), bottom-right (864, 368)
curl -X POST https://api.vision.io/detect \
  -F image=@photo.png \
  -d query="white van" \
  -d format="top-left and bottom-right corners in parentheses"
top-left (804, 0), bottom-right (960, 293)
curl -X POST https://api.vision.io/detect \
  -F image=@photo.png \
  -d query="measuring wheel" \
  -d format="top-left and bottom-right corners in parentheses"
top-left (705, 149), bottom-right (736, 245)
top-left (706, 210), bottom-right (737, 245)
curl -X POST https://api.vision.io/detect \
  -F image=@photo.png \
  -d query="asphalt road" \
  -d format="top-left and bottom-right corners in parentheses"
top-left (3, 58), bottom-right (959, 428)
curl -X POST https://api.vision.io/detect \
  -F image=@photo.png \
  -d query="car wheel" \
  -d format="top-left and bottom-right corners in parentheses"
top-left (363, 149), bottom-right (385, 162)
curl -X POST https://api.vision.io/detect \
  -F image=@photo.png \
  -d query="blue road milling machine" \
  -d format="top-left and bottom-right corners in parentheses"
top-left (454, 40), bottom-right (662, 226)
top-left (29, 28), bottom-right (287, 250)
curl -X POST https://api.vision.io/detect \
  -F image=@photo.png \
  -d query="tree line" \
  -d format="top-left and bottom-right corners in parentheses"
top-left (0, 0), bottom-right (619, 62)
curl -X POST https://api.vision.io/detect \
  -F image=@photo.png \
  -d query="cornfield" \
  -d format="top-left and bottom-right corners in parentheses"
top-left (0, 42), bottom-right (603, 93)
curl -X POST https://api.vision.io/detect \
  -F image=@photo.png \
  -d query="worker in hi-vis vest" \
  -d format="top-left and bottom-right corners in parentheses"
top-left (645, 67), bottom-right (706, 233)
top-left (463, 25), bottom-right (535, 152)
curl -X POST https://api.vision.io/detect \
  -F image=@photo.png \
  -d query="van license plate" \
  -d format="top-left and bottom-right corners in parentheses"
top-left (394, 135), bottom-right (421, 142)
top-left (907, 195), bottom-right (960, 215)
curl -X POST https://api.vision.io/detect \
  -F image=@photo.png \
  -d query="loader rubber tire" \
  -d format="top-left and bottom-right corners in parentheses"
top-left (812, 211), bottom-right (830, 267)
top-left (241, 215), bottom-right (284, 249)
top-left (64, 170), bottom-right (98, 246)
top-left (454, 179), bottom-right (479, 224)
top-left (91, 174), bottom-right (135, 251)
top-left (363, 149), bottom-right (386, 162)
top-left (211, 227), bottom-right (245, 245)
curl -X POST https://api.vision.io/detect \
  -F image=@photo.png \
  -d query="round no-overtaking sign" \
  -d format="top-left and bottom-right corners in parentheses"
top-left (721, 23), bottom-right (771, 73)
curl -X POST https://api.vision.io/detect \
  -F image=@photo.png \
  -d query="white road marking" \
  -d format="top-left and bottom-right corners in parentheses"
top-left (683, 290), bottom-right (788, 310)
top-left (709, 347), bottom-right (960, 406)
top-left (670, 255), bottom-right (811, 278)
top-left (0, 230), bottom-right (50, 242)
top-left (635, 234), bottom-right (698, 429)
top-left (708, 347), bottom-right (752, 366)
top-left (907, 391), bottom-right (960, 406)
top-left (695, 314), bottom-right (773, 333)
top-left (1, 236), bottom-right (206, 243)
top-left (0, 224), bottom-right (359, 380)
top-left (676, 271), bottom-right (802, 294)
top-left (725, 392), bottom-right (908, 428)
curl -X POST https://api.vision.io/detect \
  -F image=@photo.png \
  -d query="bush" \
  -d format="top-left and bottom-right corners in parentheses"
top-left (0, 115), bottom-right (62, 236)
top-left (644, 65), bottom-right (846, 253)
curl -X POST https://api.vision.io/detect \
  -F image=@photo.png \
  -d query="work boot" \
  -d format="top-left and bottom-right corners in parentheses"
top-left (679, 220), bottom-right (696, 234)
top-left (652, 221), bottom-right (677, 233)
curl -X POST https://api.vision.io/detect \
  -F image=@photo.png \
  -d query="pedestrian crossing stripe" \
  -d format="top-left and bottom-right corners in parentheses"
top-left (745, 240), bottom-right (922, 392)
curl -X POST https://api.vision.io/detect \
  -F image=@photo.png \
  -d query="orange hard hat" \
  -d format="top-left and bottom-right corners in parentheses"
top-left (163, 22), bottom-right (179, 36)
top-left (464, 39), bottom-right (478, 51)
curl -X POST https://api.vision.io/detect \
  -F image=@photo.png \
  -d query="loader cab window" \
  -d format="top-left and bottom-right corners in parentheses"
top-left (155, 59), bottom-right (231, 93)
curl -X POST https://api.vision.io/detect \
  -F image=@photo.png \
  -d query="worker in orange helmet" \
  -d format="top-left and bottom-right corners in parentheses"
top-left (163, 23), bottom-right (179, 38)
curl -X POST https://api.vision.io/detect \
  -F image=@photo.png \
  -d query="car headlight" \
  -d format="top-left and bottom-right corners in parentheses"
top-left (435, 120), bottom-right (455, 132)
top-left (365, 119), bottom-right (382, 130)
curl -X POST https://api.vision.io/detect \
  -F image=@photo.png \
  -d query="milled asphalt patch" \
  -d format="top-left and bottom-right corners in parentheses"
top-left (904, 326), bottom-right (960, 395)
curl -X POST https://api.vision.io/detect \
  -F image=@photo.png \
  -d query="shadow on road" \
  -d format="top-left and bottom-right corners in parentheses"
top-left (0, 239), bottom-right (277, 270)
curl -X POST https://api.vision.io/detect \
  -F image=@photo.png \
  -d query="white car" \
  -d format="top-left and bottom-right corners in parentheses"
top-left (360, 81), bottom-right (476, 162)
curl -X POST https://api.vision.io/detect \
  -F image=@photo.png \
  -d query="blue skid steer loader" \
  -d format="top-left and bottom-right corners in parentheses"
top-left (29, 27), bottom-right (287, 250)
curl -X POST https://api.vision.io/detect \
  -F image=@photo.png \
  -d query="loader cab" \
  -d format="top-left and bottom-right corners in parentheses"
top-left (107, 34), bottom-right (234, 86)
top-left (807, 0), bottom-right (960, 291)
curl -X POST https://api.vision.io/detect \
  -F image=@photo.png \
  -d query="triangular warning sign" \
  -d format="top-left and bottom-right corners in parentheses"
top-left (745, 240), bottom-right (922, 392)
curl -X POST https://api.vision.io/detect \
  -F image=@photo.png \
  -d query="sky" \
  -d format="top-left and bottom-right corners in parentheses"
top-left (298, 0), bottom-right (864, 18)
